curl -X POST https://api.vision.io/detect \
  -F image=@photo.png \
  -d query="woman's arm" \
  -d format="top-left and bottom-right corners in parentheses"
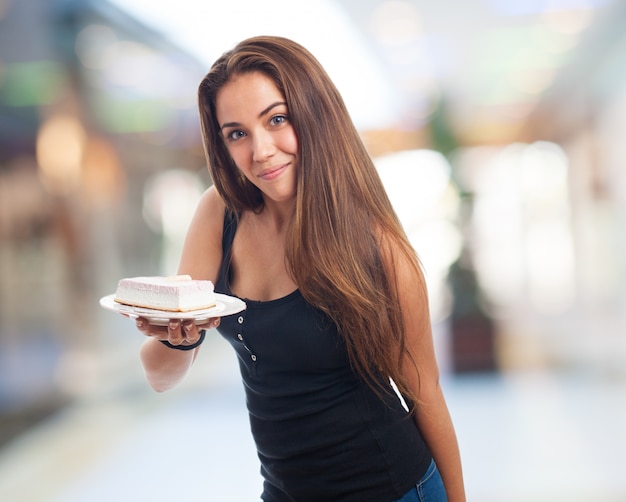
top-left (138, 186), bottom-right (226, 392)
top-left (139, 332), bottom-right (203, 392)
top-left (392, 244), bottom-right (466, 501)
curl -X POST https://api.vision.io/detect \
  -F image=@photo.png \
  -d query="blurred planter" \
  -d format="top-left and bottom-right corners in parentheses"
top-left (448, 255), bottom-right (498, 373)
top-left (450, 313), bottom-right (497, 373)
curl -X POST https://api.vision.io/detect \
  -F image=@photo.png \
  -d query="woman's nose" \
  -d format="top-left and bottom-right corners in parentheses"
top-left (252, 131), bottom-right (276, 162)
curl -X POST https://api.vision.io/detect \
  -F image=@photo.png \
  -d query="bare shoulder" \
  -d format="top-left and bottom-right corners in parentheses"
top-left (379, 230), bottom-right (424, 284)
top-left (379, 229), bottom-right (430, 320)
top-left (178, 186), bottom-right (226, 281)
top-left (196, 185), bottom-right (226, 230)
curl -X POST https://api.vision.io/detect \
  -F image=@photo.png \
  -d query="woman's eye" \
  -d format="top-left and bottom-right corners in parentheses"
top-left (226, 130), bottom-right (245, 141)
top-left (270, 115), bottom-right (287, 126)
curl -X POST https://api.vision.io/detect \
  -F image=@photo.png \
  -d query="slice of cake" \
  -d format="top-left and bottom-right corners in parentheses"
top-left (114, 275), bottom-right (216, 312)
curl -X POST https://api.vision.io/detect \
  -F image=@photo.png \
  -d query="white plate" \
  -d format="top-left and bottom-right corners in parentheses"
top-left (99, 293), bottom-right (246, 326)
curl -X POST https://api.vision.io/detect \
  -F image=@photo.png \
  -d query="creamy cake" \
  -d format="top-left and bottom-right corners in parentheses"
top-left (114, 275), bottom-right (216, 312)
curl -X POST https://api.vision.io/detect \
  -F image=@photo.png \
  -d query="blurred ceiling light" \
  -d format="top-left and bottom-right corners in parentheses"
top-left (526, 221), bottom-right (575, 313)
top-left (520, 141), bottom-right (569, 196)
top-left (36, 115), bottom-right (85, 195)
top-left (75, 24), bottom-right (119, 70)
top-left (375, 149), bottom-right (452, 223)
top-left (521, 141), bottom-right (574, 313)
top-left (142, 169), bottom-right (204, 237)
top-left (370, 0), bottom-right (422, 46)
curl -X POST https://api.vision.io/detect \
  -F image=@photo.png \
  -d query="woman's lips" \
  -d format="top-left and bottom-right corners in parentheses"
top-left (258, 163), bottom-right (288, 181)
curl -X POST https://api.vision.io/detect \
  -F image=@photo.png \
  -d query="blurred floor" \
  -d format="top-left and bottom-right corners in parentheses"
top-left (0, 324), bottom-right (625, 502)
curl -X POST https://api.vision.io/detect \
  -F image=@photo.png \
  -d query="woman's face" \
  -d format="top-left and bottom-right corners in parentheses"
top-left (216, 72), bottom-right (299, 206)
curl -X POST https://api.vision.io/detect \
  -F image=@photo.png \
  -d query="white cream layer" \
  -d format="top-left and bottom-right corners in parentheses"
top-left (114, 276), bottom-right (215, 312)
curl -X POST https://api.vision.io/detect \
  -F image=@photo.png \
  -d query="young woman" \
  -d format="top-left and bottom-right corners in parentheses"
top-left (135, 36), bottom-right (465, 502)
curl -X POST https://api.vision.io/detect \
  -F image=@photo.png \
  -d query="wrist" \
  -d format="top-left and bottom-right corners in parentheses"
top-left (160, 329), bottom-right (206, 351)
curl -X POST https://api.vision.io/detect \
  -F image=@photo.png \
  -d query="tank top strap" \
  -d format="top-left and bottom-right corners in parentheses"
top-left (216, 209), bottom-right (238, 294)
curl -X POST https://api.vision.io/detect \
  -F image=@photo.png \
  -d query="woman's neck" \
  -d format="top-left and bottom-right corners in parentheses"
top-left (259, 197), bottom-right (295, 232)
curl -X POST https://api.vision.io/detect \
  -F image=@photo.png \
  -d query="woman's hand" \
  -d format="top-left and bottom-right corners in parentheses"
top-left (134, 316), bottom-right (221, 348)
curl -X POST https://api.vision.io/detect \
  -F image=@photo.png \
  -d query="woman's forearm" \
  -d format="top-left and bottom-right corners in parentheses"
top-left (140, 337), bottom-right (198, 392)
top-left (415, 384), bottom-right (466, 501)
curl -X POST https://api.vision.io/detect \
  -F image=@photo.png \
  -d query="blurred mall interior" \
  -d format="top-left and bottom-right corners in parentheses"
top-left (1, 0), bottom-right (626, 500)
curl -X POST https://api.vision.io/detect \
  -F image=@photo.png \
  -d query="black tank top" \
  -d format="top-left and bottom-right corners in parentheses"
top-left (215, 211), bottom-right (431, 501)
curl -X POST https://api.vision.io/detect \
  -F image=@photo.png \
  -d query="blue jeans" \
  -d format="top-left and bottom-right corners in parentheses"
top-left (394, 459), bottom-right (447, 502)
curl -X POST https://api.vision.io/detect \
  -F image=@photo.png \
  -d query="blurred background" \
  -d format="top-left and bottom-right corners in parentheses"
top-left (1, 0), bottom-right (625, 500)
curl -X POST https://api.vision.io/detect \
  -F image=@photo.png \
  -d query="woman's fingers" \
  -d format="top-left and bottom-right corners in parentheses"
top-left (134, 316), bottom-right (221, 346)
top-left (182, 320), bottom-right (200, 344)
top-left (168, 320), bottom-right (184, 345)
top-left (193, 317), bottom-right (220, 333)
top-left (135, 317), bottom-right (167, 339)
top-left (135, 317), bottom-right (152, 334)
top-left (207, 317), bottom-right (221, 330)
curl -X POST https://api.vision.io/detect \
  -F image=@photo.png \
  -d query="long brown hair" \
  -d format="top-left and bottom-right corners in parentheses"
top-left (198, 36), bottom-right (424, 405)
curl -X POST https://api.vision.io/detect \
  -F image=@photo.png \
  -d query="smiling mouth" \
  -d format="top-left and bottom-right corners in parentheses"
top-left (258, 163), bottom-right (288, 180)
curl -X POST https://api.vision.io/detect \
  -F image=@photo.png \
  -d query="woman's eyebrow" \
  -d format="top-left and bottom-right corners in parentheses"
top-left (220, 101), bottom-right (287, 132)
top-left (220, 121), bottom-right (240, 131)
top-left (258, 101), bottom-right (287, 118)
